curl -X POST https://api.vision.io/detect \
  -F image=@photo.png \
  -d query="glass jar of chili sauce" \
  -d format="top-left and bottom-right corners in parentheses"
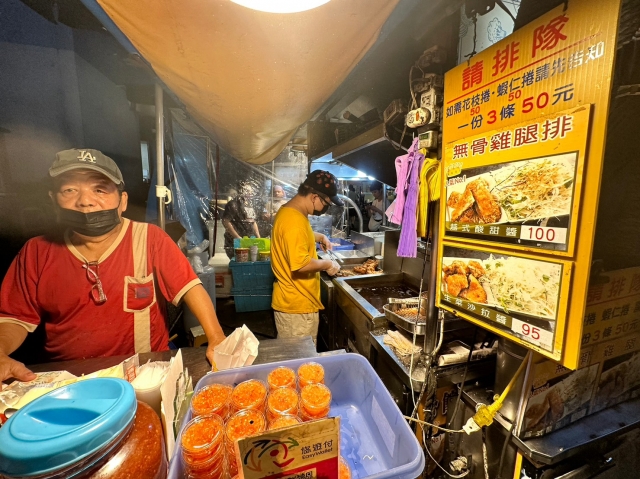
top-left (0, 378), bottom-right (167, 479)
top-left (225, 409), bottom-right (266, 477)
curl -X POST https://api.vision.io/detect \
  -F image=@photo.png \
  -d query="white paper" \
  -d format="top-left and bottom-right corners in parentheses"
top-left (160, 349), bottom-right (184, 458)
top-left (213, 325), bottom-right (259, 370)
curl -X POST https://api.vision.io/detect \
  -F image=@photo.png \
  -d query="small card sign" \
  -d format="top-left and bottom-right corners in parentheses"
top-left (235, 418), bottom-right (340, 479)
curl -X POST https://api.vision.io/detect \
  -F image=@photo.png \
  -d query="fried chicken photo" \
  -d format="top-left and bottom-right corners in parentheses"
top-left (468, 178), bottom-right (501, 223)
top-left (445, 273), bottom-right (468, 297)
top-left (459, 275), bottom-right (488, 303)
top-left (447, 191), bottom-right (462, 208)
top-left (467, 260), bottom-right (486, 279)
top-left (451, 187), bottom-right (475, 222)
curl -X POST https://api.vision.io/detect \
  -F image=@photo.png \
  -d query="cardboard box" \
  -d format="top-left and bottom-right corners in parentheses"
top-left (517, 353), bottom-right (600, 439)
top-left (590, 332), bottom-right (640, 414)
top-left (582, 267), bottom-right (640, 347)
top-left (189, 325), bottom-right (207, 348)
top-left (516, 330), bottom-right (640, 438)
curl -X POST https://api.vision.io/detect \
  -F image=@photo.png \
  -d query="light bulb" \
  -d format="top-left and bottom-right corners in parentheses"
top-left (231, 0), bottom-right (330, 14)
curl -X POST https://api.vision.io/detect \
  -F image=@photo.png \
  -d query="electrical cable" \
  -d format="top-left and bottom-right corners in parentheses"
top-left (495, 423), bottom-right (514, 479)
top-left (448, 327), bottom-right (479, 427)
top-left (404, 416), bottom-right (464, 434)
top-left (408, 249), bottom-right (430, 411)
top-left (481, 427), bottom-right (489, 479)
top-left (422, 426), bottom-right (470, 478)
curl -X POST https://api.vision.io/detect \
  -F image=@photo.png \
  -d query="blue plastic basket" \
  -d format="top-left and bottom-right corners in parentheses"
top-left (231, 287), bottom-right (273, 312)
top-left (317, 237), bottom-right (355, 251)
top-left (228, 259), bottom-right (274, 290)
top-left (168, 354), bottom-right (424, 479)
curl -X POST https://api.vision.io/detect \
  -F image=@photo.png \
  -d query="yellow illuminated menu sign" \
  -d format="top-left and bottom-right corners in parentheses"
top-left (438, 0), bottom-right (622, 367)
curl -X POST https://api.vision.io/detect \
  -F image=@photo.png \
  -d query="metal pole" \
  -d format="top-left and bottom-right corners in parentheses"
top-left (337, 194), bottom-right (363, 233)
top-left (155, 84), bottom-right (165, 230)
top-left (425, 202), bottom-right (440, 354)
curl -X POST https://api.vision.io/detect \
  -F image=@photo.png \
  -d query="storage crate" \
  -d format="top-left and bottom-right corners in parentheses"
top-left (168, 354), bottom-right (425, 479)
top-left (228, 259), bottom-right (274, 290)
top-left (317, 237), bottom-right (355, 251)
top-left (231, 286), bottom-right (272, 312)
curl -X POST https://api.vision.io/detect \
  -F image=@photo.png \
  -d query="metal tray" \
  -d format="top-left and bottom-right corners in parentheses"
top-left (383, 298), bottom-right (428, 335)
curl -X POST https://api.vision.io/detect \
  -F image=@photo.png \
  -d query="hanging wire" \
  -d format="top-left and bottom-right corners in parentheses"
top-left (464, 13), bottom-right (478, 63)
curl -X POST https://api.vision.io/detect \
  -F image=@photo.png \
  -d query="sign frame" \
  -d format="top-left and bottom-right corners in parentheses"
top-left (438, 240), bottom-right (573, 360)
top-left (439, 0), bottom-right (623, 368)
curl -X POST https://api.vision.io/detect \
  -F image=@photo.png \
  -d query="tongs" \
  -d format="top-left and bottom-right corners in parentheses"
top-left (324, 248), bottom-right (344, 264)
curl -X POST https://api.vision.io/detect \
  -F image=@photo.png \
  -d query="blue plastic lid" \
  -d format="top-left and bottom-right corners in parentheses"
top-left (0, 378), bottom-right (136, 477)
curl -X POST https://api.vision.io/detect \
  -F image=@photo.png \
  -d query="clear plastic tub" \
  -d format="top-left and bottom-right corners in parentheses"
top-left (297, 362), bottom-right (325, 388)
top-left (190, 384), bottom-right (232, 419)
top-left (268, 414), bottom-right (302, 430)
top-left (180, 414), bottom-right (225, 477)
top-left (266, 387), bottom-right (299, 421)
top-left (170, 355), bottom-right (425, 479)
top-left (230, 379), bottom-right (267, 413)
top-left (267, 366), bottom-right (296, 390)
top-left (300, 383), bottom-right (331, 420)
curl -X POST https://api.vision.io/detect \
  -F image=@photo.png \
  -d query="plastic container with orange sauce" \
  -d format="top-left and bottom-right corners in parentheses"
top-left (267, 366), bottom-right (296, 390)
top-left (299, 383), bottom-right (332, 420)
top-left (297, 362), bottom-right (325, 388)
top-left (190, 384), bottom-right (232, 419)
top-left (231, 379), bottom-right (267, 413)
top-left (180, 414), bottom-right (226, 479)
top-left (266, 387), bottom-right (299, 422)
top-left (268, 414), bottom-right (302, 431)
top-left (339, 456), bottom-right (352, 479)
top-left (225, 409), bottom-right (267, 477)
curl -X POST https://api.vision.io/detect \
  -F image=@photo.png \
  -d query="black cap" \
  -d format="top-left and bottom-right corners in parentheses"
top-left (49, 149), bottom-right (124, 186)
top-left (303, 170), bottom-right (343, 206)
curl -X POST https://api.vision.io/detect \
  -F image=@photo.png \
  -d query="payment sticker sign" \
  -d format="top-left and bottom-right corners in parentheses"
top-left (443, 106), bottom-right (589, 254)
top-left (439, 243), bottom-right (572, 356)
top-left (236, 418), bottom-right (339, 479)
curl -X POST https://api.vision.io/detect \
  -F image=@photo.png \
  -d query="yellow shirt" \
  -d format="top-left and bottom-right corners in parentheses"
top-left (271, 207), bottom-right (324, 313)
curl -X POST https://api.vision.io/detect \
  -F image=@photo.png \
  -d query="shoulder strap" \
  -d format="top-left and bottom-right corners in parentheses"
top-left (131, 222), bottom-right (149, 277)
top-left (130, 221), bottom-right (151, 353)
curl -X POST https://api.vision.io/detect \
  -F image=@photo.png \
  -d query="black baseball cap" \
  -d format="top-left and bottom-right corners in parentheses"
top-left (303, 170), bottom-right (343, 206)
top-left (49, 149), bottom-right (124, 186)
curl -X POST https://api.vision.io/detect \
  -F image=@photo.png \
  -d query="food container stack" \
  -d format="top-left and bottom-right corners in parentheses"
top-left (181, 363), bottom-right (343, 479)
top-left (169, 355), bottom-right (425, 479)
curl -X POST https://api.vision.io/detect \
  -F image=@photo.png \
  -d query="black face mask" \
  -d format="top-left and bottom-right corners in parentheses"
top-left (58, 207), bottom-right (121, 237)
top-left (312, 198), bottom-right (330, 216)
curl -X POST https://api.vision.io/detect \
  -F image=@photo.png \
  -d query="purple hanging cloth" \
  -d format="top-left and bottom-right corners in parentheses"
top-left (397, 138), bottom-right (424, 258)
top-left (389, 148), bottom-right (410, 225)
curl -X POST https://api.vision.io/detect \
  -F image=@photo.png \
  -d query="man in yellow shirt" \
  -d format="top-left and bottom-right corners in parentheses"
top-left (271, 171), bottom-right (342, 340)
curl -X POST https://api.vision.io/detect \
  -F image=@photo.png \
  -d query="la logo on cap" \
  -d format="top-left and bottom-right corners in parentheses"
top-left (77, 150), bottom-right (96, 163)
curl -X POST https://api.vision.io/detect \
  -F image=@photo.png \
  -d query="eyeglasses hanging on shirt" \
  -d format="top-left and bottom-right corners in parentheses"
top-left (83, 262), bottom-right (107, 304)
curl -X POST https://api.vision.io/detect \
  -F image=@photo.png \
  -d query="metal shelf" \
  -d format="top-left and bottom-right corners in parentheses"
top-left (462, 386), bottom-right (640, 466)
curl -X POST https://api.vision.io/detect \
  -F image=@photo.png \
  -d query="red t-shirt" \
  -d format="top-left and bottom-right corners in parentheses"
top-left (0, 219), bottom-right (200, 361)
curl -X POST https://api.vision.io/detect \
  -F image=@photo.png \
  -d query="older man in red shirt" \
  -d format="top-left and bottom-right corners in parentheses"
top-left (0, 149), bottom-right (226, 382)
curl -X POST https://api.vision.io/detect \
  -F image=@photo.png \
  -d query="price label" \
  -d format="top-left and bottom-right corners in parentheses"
top-left (519, 226), bottom-right (567, 244)
top-left (512, 318), bottom-right (554, 350)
